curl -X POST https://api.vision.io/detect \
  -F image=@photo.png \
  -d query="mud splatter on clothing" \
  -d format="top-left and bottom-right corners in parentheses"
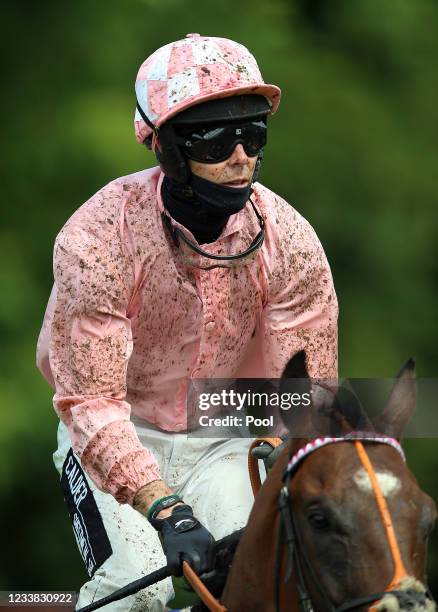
top-left (37, 167), bottom-right (338, 504)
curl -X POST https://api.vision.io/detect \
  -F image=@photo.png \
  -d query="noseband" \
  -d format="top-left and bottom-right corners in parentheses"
top-left (274, 433), bottom-right (434, 612)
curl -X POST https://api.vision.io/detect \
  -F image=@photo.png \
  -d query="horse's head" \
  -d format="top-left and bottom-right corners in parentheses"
top-left (277, 352), bottom-right (437, 612)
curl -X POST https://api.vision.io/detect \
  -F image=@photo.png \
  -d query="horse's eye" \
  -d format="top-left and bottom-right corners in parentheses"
top-left (308, 511), bottom-right (330, 530)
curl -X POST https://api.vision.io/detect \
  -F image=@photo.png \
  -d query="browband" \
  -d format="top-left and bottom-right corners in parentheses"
top-left (285, 431), bottom-right (405, 477)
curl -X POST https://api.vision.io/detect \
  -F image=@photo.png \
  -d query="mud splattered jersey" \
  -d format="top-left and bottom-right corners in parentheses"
top-left (37, 167), bottom-right (338, 504)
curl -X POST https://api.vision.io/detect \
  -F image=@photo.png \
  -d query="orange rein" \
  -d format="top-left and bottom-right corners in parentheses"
top-left (183, 561), bottom-right (227, 612)
top-left (182, 438), bottom-right (282, 611)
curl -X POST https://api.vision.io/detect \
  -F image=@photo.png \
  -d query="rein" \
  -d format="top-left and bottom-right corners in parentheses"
top-left (184, 437), bottom-right (283, 611)
top-left (274, 433), bottom-right (430, 612)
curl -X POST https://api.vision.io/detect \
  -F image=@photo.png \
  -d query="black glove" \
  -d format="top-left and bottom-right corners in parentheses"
top-left (152, 504), bottom-right (215, 577)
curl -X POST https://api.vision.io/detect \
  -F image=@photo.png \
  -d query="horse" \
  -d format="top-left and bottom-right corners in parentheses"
top-left (220, 352), bottom-right (437, 612)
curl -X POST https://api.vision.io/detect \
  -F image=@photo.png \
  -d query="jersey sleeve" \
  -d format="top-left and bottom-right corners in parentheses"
top-left (261, 194), bottom-right (338, 380)
top-left (50, 185), bottom-right (160, 505)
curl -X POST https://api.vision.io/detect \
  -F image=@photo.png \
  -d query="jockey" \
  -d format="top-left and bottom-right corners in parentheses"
top-left (36, 34), bottom-right (338, 611)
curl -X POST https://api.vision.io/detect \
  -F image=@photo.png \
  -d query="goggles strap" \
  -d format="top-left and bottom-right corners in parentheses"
top-left (136, 101), bottom-right (158, 137)
top-left (162, 198), bottom-right (264, 264)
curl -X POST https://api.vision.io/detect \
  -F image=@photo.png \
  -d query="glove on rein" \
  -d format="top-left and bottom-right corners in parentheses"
top-left (151, 504), bottom-right (215, 576)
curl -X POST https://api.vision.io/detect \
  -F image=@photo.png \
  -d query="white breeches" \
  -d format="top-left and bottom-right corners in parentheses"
top-left (53, 419), bottom-right (255, 611)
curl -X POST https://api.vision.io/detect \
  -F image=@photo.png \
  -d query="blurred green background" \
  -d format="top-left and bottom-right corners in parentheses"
top-left (1, 0), bottom-right (437, 600)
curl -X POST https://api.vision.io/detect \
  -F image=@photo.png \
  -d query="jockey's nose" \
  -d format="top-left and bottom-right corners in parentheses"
top-left (229, 144), bottom-right (249, 164)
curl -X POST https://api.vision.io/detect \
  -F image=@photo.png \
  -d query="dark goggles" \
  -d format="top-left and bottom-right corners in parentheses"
top-left (175, 120), bottom-right (267, 164)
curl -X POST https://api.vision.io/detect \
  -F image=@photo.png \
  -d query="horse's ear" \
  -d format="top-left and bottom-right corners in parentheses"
top-left (280, 351), bottom-right (320, 440)
top-left (281, 350), bottom-right (308, 380)
top-left (373, 358), bottom-right (416, 440)
top-left (280, 350), bottom-right (352, 442)
top-left (279, 351), bottom-right (372, 443)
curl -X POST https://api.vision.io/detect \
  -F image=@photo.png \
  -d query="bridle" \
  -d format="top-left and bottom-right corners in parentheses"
top-left (274, 432), bottom-right (435, 612)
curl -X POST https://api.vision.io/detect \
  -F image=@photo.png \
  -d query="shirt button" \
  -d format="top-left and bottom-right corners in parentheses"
top-left (205, 321), bottom-right (216, 331)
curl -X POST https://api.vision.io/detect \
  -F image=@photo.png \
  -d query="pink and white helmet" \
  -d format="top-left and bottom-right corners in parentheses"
top-left (134, 33), bottom-right (281, 144)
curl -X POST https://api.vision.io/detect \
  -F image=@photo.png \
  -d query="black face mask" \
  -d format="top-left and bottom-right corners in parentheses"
top-left (190, 173), bottom-right (252, 215)
top-left (162, 174), bottom-right (252, 244)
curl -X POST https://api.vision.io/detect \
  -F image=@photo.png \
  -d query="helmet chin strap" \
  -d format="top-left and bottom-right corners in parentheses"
top-left (136, 101), bottom-right (157, 136)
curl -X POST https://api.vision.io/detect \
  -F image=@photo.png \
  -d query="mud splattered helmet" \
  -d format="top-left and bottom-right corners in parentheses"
top-left (134, 33), bottom-right (281, 182)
